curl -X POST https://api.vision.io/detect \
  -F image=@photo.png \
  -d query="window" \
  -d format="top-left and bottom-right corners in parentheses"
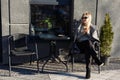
top-left (30, 4), bottom-right (71, 36)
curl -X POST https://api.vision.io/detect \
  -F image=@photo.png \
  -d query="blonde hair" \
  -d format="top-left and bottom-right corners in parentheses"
top-left (81, 11), bottom-right (92, 26)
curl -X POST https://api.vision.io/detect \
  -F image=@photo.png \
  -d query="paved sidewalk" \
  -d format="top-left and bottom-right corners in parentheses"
top-left (49, 70), bottom-right (120, 80)
top-left (0, 58), bottom-right (120, 80)
top-left (0, 69), bottom-right (120, 80)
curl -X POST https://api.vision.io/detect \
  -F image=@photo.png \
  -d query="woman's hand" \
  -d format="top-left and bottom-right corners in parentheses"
top-left (82, 26), bottom-right (89, 34)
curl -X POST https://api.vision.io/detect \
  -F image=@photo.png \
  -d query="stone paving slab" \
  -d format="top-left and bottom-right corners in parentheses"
top-left (0, 73), bottom-right (50, 80)
top-left (49, 70), bottom-right (120, 80)
top-left (0, 70), bottom-right (120, 80)
top-left (0, 58), bottom-right (120, 80)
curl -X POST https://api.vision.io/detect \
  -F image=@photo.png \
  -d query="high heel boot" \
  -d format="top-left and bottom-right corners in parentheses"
top-left (86, 68), bottom-right (91, 79)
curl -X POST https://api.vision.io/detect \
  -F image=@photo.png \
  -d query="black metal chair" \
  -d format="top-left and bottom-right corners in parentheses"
top-left (68, 40), bottom-right (101, 73)
top-left (7, 34), bottom-right (39, 76)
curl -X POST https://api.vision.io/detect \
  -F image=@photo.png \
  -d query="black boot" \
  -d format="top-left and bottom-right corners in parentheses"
top-left (86, 68), bottom-right (91, 79)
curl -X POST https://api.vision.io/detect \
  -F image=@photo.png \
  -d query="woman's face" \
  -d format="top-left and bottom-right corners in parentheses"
top-left (81, 14), bottom-right (91, 26)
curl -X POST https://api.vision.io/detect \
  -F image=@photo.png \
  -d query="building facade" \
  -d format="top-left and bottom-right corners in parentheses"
top-left (0, 0), bottom-right (120, 63)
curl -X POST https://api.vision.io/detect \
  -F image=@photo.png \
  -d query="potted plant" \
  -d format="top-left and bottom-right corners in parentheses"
top-left (100, 13), bottom-right (114, 65)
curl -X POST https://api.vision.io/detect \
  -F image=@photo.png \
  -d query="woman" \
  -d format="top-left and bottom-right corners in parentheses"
top-left (74, 11), bottom-right (103, 79)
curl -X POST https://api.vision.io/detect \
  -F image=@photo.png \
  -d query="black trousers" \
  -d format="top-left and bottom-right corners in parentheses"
top-left (76, 40), bottom-right (102, 70)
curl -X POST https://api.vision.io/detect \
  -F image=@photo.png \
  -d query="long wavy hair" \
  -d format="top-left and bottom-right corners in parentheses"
top-left (81, 11), bottom-right (92, 27)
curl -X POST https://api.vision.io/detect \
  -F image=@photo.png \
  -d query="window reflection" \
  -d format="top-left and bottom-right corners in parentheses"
top-left (30, 5), bottom-right (70, 36)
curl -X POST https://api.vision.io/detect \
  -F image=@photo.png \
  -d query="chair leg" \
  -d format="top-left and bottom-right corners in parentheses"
top-left (8, 55), bottom-right (11, 76)
top-left (98, 65), bottom-right (101, 73)
top-left (37, 60), bottom-right (39, 73)
top-left (98, 48), bottom-right (101, 73)
top-left (30, 55), bottom-right (32, 65)
top-left (71, 54), bottom-right (74, 72)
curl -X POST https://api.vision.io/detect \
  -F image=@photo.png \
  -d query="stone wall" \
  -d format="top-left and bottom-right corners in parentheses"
top-left (74, 0), bottom-right (120, 58)
top-left (1, 0), bottom-right (29, 36)
top-left (98, 0), bottom-right (120, 58)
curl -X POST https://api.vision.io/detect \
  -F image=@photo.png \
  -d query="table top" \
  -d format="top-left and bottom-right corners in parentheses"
top-left (38, 33), bottom-right (70, 41)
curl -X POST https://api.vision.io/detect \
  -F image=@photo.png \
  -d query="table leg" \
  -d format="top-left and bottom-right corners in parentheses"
top-left (41, 40), bottom-right (68, 72)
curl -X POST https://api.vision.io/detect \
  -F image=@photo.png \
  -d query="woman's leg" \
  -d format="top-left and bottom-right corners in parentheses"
top-left (76, 40), bottom-right (92, 78)
top-left (85, 51), bottom-right (92, 79)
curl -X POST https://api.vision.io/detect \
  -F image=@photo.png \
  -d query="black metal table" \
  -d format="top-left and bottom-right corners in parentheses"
top-left (38, 33), bottom-right (70, 72)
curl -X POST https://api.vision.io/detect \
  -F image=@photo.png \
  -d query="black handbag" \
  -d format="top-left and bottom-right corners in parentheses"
top-left (69, 42), bottom-right (80, 54)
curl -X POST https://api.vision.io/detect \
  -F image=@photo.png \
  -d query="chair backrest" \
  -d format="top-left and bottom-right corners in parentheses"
top-left (92, 40), bottom-right (100, 53)
top-left (27, 35), bottom-right (37, 51)
top-left (8, 34), bottom-right (28, 52)
top-left (13, 34), bottom-right (27, 48)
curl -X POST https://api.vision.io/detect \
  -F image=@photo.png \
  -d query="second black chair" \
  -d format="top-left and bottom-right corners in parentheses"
top-left (7, 34), bottom-right (39, 76)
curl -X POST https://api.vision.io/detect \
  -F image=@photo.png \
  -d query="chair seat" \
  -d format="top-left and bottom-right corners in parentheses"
top-left (11, 48), bottom-right (35, 56)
